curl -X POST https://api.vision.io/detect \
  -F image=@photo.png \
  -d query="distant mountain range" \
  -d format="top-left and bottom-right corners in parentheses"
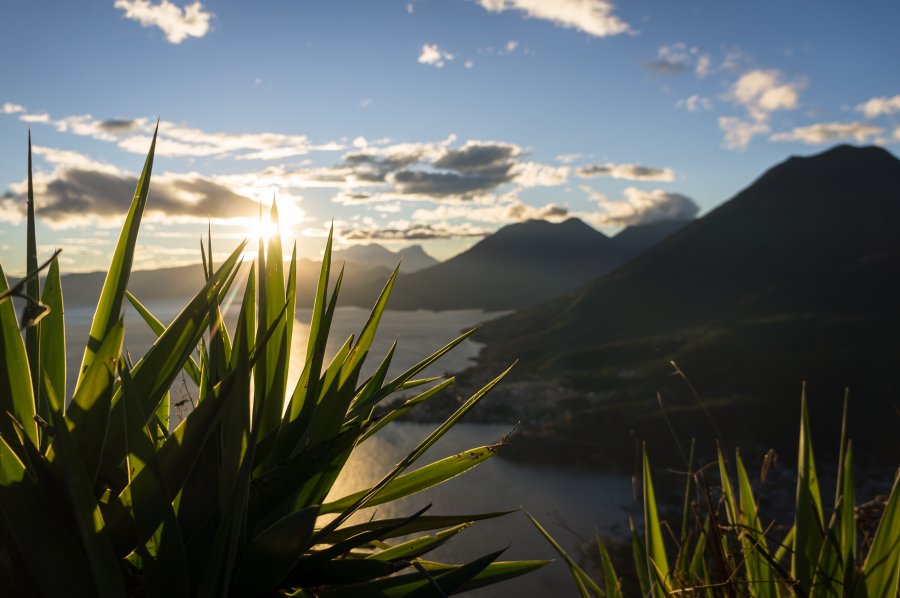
top-left (386, 217), bottom-right (687, 310)
top-left (50, 217), bottom-right (686, 311)
top-left (332, 243), bottom-right (438, 273)
top-left (469, 145), bottom-right (900, 468)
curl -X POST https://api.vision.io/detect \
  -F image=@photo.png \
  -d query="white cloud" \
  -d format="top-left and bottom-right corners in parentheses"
top-left (555, 152), bottom-right (587, 164)
top-left (114, 0), bottom-right (212, 44)
top-left (503, 39), bottom-right (519, 54)
top-left (856, 94), bottom-right (900, 119)
top-left (464, 60), bottom-right (475, 69)
top-left (718, 116), bottom-right (770, 150)
top-left (729, 69), bottom-right (803, 121)
top-left (676, 95), bottom-right (712, 112)
top-left (719, 69), bottom-right (803, 150)
top-left (580, 185), bottom-right (698, 226)
top-left (418, 43), bottom-right (454, 68)
top-left (512, 162), bottom-right (570, 187)
top-left (2, 102), bottom-right (25, 114)
top-left (695, 54), bottom-right (711, 78)
top-left (343, 220), bottom-right (490, 241)
top-left (575, 162), bottom-right (675, 182)
top-left (412, 200), bottom-right (568, 224)
top-left (476, 0), bottom-right (631, 38)
top-left (769, 121), bottom-right (883, 145)
top-left (406, 3), bottom-right (414, 14)
top-left (6, 105), bottom-right (343, 160)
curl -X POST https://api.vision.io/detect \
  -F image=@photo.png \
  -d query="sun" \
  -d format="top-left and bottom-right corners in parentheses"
top-left (245, 216), bottom-right (281, 247)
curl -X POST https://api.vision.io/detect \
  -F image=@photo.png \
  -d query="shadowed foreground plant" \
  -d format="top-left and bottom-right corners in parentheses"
top-left (531, 393), bottom-right (900, 597)
top-left (0, 131), bottom-right (546, 596)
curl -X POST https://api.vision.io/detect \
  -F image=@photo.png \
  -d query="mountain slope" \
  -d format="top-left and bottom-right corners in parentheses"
top-left (388, 218), bottom-right (629, 310)
top-left (471, 145), bottom-right (900, 466)
top-left (610, 219), bottom-right (689, 258)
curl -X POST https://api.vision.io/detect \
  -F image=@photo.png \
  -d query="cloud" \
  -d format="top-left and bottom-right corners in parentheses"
top-left (343, 221), bottom-right (489, 241)
top-left (114, 0), bottom-right (212, 44)
top-left (575, 162), bottom-right (675, 182)
top-left (476, 0), bottom-right (631, 38)
top-left (717, 69), bottom-right (803, 150)
top-left (676, 95), bottom-right (712, 112)
top-left (718, 116), bottom-right (770, 150)
top-left (2, 102), bottom-right (25, 114)
top-left (728, 69), bottom-right (803, 121)
top-left (4, 105), bottom-right (342, 160)
top-left (1, 147), bottom-right (259, 227)
top-left (695, 54), bottom-right (711, 78)
top-left (646, 43), bottom-right (693, 75)
top-left (769, 121), bottom-right (883, 145)
top-left (581, 185), bottom-right (698, 226)
top-left (418, 43), bottom-right (454, 68)
top-left (412, 200), bottom-right (568, 224)
top-left (856, 94), bottom-right (900, 119)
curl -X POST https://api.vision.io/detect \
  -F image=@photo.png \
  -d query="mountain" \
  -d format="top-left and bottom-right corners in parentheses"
top-left (610, 219), bottom-right (689, 258)
top-left (332, 243), bottom-right (438, 273)
top-left (470, 145), bottom-right (900, 468)
top-left (388, 218), bottom-right (630, 310)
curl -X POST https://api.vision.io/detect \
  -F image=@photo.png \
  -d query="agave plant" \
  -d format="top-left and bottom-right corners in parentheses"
top-left (531, 393), bottom-right (900, 597)
top-left (0, 129), bottom-right (546, 596)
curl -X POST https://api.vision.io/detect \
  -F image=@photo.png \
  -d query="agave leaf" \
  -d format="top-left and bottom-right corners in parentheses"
top-left (861, 470), bottom-right (900, 598)
top-left (792, 391), bottom-right (824, 595)
top-left (320, 511), bottom-right (514, 544)
top-left (351, 327), bottom-right (478, 418)
top-left (322, 549), bottom-right (510, 598)
top-left (249, 426), bottom-right (360, 524)
top-left (526, 511), bottom-right (602, 598)
top-left (59, 318), bottom-right (124, 484)
top-left (320, 442), bottom-right (502, 515)
top-left (643, 447), bottom-right (671, 596)
top-left (0, 434), bottom-right (97, 595)
top-left (38, 257), bottom-right (65, 440)
top-left (121, 368), bottom-right (191, 598)
top-left (231, 506), bottom-right (318, 596)
top-left (0, 263), bottom-right (38, 445)
top-left (125, 290), bottom-right (201, 385)
top-left (24, 132), bottom-right (40, 407)
top-left (45, 382), bottom-right (125, 597)
top-left (103, 241), bottom-right (246, 467)
top-left (360, 378), bottom-right (455, 443)
top-left (77, 126), bottom-right (157, 388)
top-left (368, 522), bottom-right (471, 562)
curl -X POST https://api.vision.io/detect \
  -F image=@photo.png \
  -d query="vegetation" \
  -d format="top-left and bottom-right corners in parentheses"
top-left (0, 130), bottom-right (545, 596)
top-left (531, 395), bottom-right (900, 596)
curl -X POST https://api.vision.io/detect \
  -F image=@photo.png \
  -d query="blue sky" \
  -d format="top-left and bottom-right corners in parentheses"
top-left (2, 0), bottom-right (899, 273)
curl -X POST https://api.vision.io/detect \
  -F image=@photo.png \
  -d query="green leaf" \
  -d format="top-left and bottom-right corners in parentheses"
top-left (0, 262), bottom-right (38, 445)
top-left (103, 241), bottom-right (245, 467)
top-left (861, 470), bottom-right (900, 598)
top-left (792, 390), bottom-right (824, 595)
top-left (24, 132), bottom-right (40, 411)
top-left (526, 511), bottom-right (602, 597)
top-left (321, 442), bottom-right (502, 515)
top-left (125, 290), bottom-right (201, 385)
top-left (38, 257), bottom-right (65, 438)
top-left (643, 447), bottom-right (670, 596)
top-left (232, 506), bottom-right (318, 596)
top-left (60, 318), bottom-right (124, 484)
top-left (597, 533), bottom-right (623, 598)
top-left (0, 434), bottom-right (97, 596)
top-left (45, 382), bottom-right (126, 597)
top-left (368, 522), bottom-right (471, 562)
top-left (77, 125), bottom-right (157, 387)
top-left (319, 511), bottom-right (514, 544)
top-left (359, 379), bottom-right (455, 443)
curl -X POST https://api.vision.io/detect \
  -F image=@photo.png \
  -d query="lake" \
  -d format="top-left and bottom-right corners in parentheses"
top-left (62, 302), bottom-right (632, 595)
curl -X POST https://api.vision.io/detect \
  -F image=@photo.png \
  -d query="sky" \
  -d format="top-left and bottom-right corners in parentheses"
top-left (1, 0), bottom-right (899, 274)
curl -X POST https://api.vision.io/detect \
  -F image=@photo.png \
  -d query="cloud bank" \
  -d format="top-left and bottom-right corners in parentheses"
top-left (114, 0), bottom-right (212, 44)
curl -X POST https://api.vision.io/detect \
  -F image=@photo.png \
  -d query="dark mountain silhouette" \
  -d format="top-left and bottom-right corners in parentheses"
top-left (470, 145), bottom-right (900, 468)
top-left (387, 218), bottom-right (630, 310)
top-left (610, 219), bottom-right (689, 258)
top-left (332, 243), bottom-right (438, 273)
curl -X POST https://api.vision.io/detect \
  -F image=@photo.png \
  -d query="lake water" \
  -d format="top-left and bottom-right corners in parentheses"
top-left (62, 302), bottom-right (632, 595)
